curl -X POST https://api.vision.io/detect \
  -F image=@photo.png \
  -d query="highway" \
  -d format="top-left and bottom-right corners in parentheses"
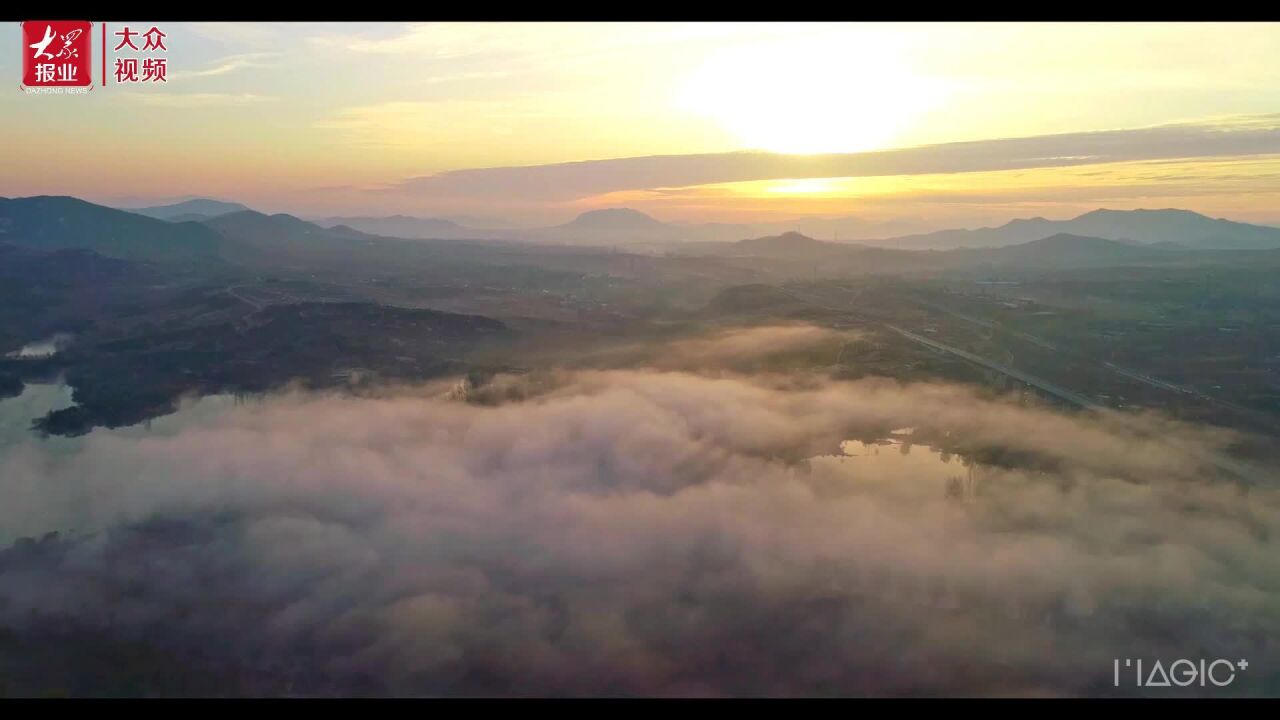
top-left (782, 287), bottom-right (1274, 485)
top-left (886, 324), bottom-right (1106, 411)
top-left (887, 326), bottom-right (1272, 484)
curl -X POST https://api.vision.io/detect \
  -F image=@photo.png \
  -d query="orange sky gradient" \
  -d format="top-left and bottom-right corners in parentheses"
top-left (5, 22), bottom-right (1280, 230)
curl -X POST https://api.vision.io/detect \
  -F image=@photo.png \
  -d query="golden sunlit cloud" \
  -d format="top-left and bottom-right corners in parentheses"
top-left (6, 22), bottom-right (1280, 224)
top-left (573, 155), bottom-right (1280, 227)
top-left (764, 178), bottom-right (843, 194)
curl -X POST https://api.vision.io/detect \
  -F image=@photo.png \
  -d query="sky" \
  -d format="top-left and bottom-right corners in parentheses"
top-left (5, 21), bottom-right (1280, 229)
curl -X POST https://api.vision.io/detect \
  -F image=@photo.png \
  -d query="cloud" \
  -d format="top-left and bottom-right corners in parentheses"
top-left (168, 52), bottom-right (281, 80)
top-left (307, 22), bottom-right (756, 63)
top-left (314, 99), bottom-right (552, 150)
top-left (183, 22), bottom-right (283, 47)
top-left (382, 115), bottom-right (1280, 203)
top-left (130, 93), bottom-right (278, 108)
top-left (1, 343), bottom-right (1276, 696)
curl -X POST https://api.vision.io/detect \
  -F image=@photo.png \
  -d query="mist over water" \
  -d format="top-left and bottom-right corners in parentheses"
top-left (0, 383), bottom-right (75, 451)
top-left (5, 333), bottom-right (74, 359)
top-left (8, 15), bottom-right (1280, 700)
top-left (0, 327), bottom-right (1276, 697)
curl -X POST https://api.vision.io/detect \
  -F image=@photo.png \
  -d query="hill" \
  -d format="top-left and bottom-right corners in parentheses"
top-left (879, 208), bottom-right (1280, 251)
top-left (0, 243), bottom-right (156, 359)
top-left (682, 229), bottom-right (1200, 276)
top-left (522, 208), bottom-right (681, 246)
top-left (202, 210), bottom-right (388, 269)
top-left (315, 215), bottom-right (476, 240)
top-left (0, 196), bottom-right (224, 263)
top-left (727, 232), bottom-right (859, 259)
top-left (963, 233), bottom-right (1169, 268)
top-left (562, 208), bottom-right (667, 231)
top-left (126, 198), bottom-right (251, 221)
top-left (1065, 208), bottom-right (1280, 250)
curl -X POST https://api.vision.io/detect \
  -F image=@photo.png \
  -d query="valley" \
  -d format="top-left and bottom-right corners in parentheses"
top-left (3, 196), bottom-right (1279, 470)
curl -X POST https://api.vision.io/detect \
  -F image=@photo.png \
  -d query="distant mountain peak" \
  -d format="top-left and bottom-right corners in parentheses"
top-left (760, 231), bottom-right (824, 244)
top-left (987, 233), bottom-right (1163, 265)
top-left (125, 198), bottom-right (250, 221)
top-left (727, 231), bottom-right (852, 258)
top-left (566, 208), bottom-right (665, 229)
top-left (884, 207), bottom-right (1280, 251)
top-left (207, 210), bottom-right (327, 235)
top-left (313, 214), bottom-right (469, 240)
top-left (1022, 232), bottom-right (1126, 247)
top-left (1077, 207), bottom-right (1206, 220)
top-left (213, 209), bottom-right (294, 223)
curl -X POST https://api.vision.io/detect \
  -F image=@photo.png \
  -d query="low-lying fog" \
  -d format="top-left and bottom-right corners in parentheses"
top-left (0, 326), bottom-right (1276, 696)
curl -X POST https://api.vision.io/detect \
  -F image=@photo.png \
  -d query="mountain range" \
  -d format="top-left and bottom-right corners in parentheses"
top-left (878, 208), bottom-right (1280, 251)
top-left (307, 205), bottom-right (1280, 251)
top-left (684, 230), bottom-right (1183, 273)
top-left (6, 196), bottom-right (1280, 278)
top-left (608, 206), bottom-right (1280, 251)
top-left (308, 207), bottom-right (932, 245)
top-left (0, 196), bottom-right (224, 262)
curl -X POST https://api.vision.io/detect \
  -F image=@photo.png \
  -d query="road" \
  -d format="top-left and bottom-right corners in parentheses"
top-left (785, 287), bottom-right (1274, 485)
top-left (226, 284), bottom-right (268, 312)
top-left (888, 326), bottom-right (1272, 484)
top-left (886, 325), bottom-right (1106, 411)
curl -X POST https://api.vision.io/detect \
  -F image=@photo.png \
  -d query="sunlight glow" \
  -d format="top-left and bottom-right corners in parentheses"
top-left (764, 178), bottom-right (843, 194)
top-left (675, 32), bottom-right (951, 155)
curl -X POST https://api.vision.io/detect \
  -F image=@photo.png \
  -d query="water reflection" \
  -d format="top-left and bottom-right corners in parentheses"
top-left (809, 436), bottom-right (985, 502)
top-left (1, 385), bottom-right (990, 507)
top-left (5, 333), bottom-right (74, 359)
top-left (0, 383), bottom-right (246, 451)
top-left (0, 383), bottom-right (75, 451)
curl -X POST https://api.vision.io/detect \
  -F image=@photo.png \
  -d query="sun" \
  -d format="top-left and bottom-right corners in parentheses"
top-left (676, 32), bottom-right (949, 155)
